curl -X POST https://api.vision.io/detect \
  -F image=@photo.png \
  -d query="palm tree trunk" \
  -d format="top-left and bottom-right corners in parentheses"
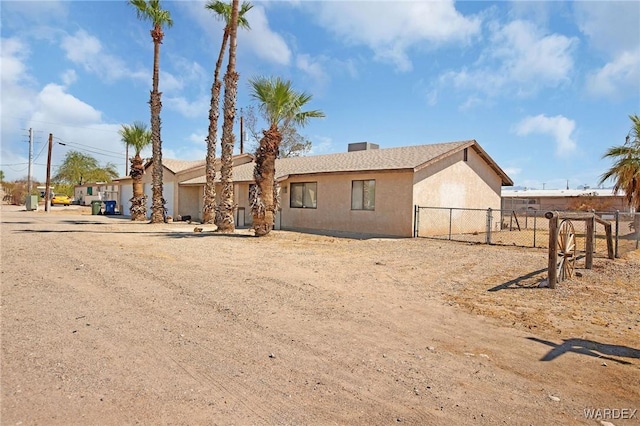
top-left (252, 126), bottom-right (280, 236)
top-left (130, 154), bottom-right (147, 221)
top-left (217, 0), bottom-right (240, 233)
top-left (149, 24), bottom-right (165, 224)
top-left (217, 71), bottom-right (238, 232)
top-left (203, 28), bottom-right (230, 224)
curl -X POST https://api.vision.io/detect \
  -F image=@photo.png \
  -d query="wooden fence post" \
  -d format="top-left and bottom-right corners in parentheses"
top-left (585, 216), bottom-right (594, 269)
top-left (546, 211), bottom-right (558, 289)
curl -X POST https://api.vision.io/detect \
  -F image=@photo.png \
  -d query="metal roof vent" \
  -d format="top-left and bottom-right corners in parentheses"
top-left (348, 142), bottom-right (380, 152)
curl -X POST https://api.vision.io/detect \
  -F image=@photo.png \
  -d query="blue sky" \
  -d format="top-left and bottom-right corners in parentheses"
top-left (1, 1), bottom-right (639, 190)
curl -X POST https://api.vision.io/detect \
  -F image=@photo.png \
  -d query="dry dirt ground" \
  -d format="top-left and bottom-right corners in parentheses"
top-left (1, 204), bottom-right (639, 425)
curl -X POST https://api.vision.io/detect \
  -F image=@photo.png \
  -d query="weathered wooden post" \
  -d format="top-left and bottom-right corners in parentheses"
top-left (546, 211), bottom-right (558, 289)
top-left (585, 215), bottom-right (594, 269)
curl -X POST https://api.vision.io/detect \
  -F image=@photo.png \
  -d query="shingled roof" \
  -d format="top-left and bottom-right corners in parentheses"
top-left (181, 140), bottom-right (513, 186)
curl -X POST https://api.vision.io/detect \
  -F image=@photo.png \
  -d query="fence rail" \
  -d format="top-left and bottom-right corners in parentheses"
top-left (414, 206), bottom-right (639, 258)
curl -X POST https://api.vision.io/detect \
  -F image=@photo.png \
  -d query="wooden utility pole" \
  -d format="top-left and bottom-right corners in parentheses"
top-left (44, 133), bottom-right (53, 213)
top-left (27, 128), bottom-right (33, 193)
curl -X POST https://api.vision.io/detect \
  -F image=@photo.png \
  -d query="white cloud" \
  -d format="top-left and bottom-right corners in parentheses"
top-left (515, 114), bottom-right (577, 157)
top-left (1, 38), bottom-right (38, 173)
top-left (188, 132), bottom-right (208, 146)
top-left (586, 50), bottom-right (640, 99)
top-left (575, 2), bottom-right (640, 100)
top-left (181, 2), bottom-right (291, 66)
top-left (238, 5), bottom-right (291, 65)
top-left (1, 38), bottom-right (32, 85)
top-left (165, 95), bottom-right (210, 119)
top-left (61, 69), bottom-right (77, 86)
top-left (437, 20), bottom-right (577, 103)
top-left (0, 38), bottom-right (125, 181)
top-left (60, 29), bottom-right (147, 83)
top-left (296, 53), bottom-right (329, 92)
top-left (502, 167), bottom-right (521, 177)
top-left (574, 1), bottom-right (639, 55)
top-left (308, 1), bottom-right (481, 72)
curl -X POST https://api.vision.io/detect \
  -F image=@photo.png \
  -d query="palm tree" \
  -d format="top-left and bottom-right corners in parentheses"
top-left (129, 0), bottom-right (173, 223)
top-left (599, 114), bottom-right (640, 236)
top-left (202, 0), bottom-right (253, 225)
top-left (119, 121), bottom-right (152, 221)
top-left (248, 76), bottom-right (325, 236)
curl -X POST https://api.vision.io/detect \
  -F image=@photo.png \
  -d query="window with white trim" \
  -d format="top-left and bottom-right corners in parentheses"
top-left (351, 180), bottom-right (375, 210)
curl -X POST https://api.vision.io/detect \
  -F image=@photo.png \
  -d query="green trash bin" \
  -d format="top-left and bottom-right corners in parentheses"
top-left (91, 200), bottom-right (102, 215)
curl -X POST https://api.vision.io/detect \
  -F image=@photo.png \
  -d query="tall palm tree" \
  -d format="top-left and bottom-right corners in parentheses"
top-left (248, 76), bottom-right (324, 236)
top-left (202, 0), bottom-right (253, 225)
top-left (129, 0), bottom-right (173, 223)
top-left (599, 114), bottom-right (640, 235)
top-left (119, 121), bottom-right (152, 221)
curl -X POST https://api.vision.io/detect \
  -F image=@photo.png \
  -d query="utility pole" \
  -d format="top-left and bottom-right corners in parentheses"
top-left (27, 128), bottom-right (33, 193)
top-left (240, 114), bottom-right (244, 154)
top-left (125, 144), bottom-right (129, 176)
top-left (44, 133), bottom-right (53, 213)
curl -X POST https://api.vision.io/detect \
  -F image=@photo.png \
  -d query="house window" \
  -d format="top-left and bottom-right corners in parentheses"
top-left (351, 180), bottom-right (375, 210)
top-left (87, 187), bottom-right (93, 195)
top-left (463, 148), bottom-right (468, 162)
top-left (290, 182), bottom-right (317, 208)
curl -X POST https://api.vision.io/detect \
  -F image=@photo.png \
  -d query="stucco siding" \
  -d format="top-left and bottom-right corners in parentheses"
top-left (279, 171), bottom-right (414, 237)
top-left (414, 149), bottom-right (502, 235)
top-left (120, 184), bottom-right (133, 216)
top-left (414, 149), bottom-right (501, 208)
top-left (178, 186), bottom-right (201, 220)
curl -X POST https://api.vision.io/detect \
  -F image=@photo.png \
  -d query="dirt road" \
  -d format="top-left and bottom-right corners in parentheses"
top-left (1, 205), bottom-right (639, 425)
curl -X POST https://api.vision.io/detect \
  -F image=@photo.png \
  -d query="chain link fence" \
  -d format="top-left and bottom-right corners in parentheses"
top-left (414, 206), bottom-right (639, 258)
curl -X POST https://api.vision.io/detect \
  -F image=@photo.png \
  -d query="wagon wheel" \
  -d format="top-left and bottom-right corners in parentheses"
top-left (556, 219), bottom-right (576, 281)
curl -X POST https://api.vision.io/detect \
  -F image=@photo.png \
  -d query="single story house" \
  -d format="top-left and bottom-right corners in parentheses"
top-left (178, 140), bottom-right (513, 237)
top-left (113, 154), bottom-right (253, 218)
top-left (501, 188), bottom-right (630, 213)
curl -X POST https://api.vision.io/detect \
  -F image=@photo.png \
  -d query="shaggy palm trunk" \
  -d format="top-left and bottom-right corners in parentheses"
top-left (130, 154), bottom-right (147, 221)
top-left (217, 1), bottom-right (240, 233)
top-left (203, 78), bottom-right (222, 224)
top-left (216, 71), bottom-right (238, 232)
top-left (149, 24), bottom-right (165, 224)
top-left (203, 27), bottom-right (230, 224)
top-left (252, 126), bottom-right (280, 236)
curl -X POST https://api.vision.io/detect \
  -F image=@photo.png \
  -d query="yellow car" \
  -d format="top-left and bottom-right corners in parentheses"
top-left (51, 195), bottom-right (72, 206)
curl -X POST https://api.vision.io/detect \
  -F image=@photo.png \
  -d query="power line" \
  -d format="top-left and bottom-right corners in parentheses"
top-left (53, 137), bottom-right (125, 157)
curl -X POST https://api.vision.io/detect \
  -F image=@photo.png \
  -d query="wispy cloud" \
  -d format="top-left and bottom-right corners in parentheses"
top-left (60, 29), bottom-right (147, 83)
top-left (515, 114), bottom-right (577, 157)
top-left (575, 2), bottom-right (640, 99)
top-left (181, 2), bottom-right (291, 66)
top-left (306, 1), bottom-right (481, 72)
top-left (434, 19), bottom-right (577, 104)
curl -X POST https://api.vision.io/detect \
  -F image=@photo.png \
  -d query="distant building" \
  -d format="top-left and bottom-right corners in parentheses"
top-left (73, 182), bottom-right (118, 206)
top-left (501, 188), bottom-right (631, 212)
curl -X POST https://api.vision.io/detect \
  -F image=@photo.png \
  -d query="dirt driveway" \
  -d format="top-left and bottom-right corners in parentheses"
top-left (1, 205), bottom-right (639, 425)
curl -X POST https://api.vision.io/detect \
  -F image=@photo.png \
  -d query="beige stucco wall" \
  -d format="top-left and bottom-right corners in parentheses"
top-left (178, 186), bottom-right (202, 220)
top-left (273, 171), bottom-right (415, 237)
top-left (413, 148), bottom-right (502, 235)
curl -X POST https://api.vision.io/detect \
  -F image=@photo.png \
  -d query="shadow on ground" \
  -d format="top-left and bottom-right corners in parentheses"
top-left (527, 337), bottom-right (640, 365)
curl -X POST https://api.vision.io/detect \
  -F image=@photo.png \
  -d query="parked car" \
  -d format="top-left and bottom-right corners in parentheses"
top-left (51, 195), bottom-right (72, 206)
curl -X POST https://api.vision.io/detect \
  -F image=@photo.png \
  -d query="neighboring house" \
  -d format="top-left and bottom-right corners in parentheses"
top-left (181, 140), bottom-right (513, 237)
top-left (501, 188), bottom-right (630, 213)
top-left (113, 154), bottom-right (254, 219)
top-left (73, 182), bottom-right (119, 206)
